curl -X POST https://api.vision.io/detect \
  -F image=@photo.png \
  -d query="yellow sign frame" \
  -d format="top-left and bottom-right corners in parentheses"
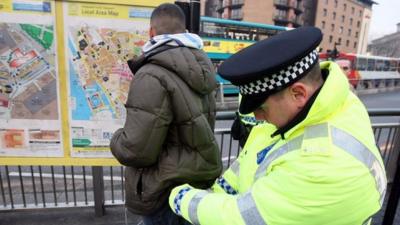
top-left (0, 0), bottom-right (173, 166)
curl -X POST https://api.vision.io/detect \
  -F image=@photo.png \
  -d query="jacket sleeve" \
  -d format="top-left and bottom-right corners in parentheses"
top-left (110, 72), bottom-right (172, 167)
top-left (211, 161), bottom-right (240, 194)
top-left (169, 183), bottom-right (260, 225)
top-left (170, 175), bottom-right (280, 225)
top-left (171, 123), bottom-right (281, 224)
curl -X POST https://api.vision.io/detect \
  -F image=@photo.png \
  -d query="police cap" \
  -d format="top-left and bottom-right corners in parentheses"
top-left (218, 26), bottom-right (322, 114)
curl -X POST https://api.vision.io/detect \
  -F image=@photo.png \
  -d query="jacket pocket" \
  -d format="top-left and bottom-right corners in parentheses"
top-left (125, 167), bottom-right (169, 215)
top-left (136, 168), bottom-right (143, 198)
top-left (125, 167), bottom-right (143, 201)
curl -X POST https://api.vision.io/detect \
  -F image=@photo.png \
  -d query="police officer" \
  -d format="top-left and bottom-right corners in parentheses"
top-left (168, 27), bottom-right (387, 225)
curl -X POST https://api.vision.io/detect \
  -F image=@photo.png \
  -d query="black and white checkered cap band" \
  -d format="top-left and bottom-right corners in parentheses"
top-left (239, 49), bottom-right (319, 95)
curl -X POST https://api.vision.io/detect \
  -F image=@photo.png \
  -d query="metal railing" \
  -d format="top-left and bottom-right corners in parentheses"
top-left (1, 109), bottom-right (400, 225)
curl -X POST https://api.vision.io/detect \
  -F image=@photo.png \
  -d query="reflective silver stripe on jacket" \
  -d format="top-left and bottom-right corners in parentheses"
top-left (254, 135), bottom-right (303, 179)
top-left (304, 123), bottom-right (329, 139)
top-left (230, 160), bottom-right (240, 176)
top-left (331, 126), bottom-right (387, 205)
top-left (188, 190), bottom-right (210, 225)
top-left (254, 123), bottom-right (386, 206)
top-left (237, 192), bottom-right (267, 225)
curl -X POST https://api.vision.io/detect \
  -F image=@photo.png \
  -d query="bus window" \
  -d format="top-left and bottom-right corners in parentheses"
top-left (383, 60), bottom-right (390, 71)
top-left (356, 57), bottom-right (367, 71)
top-left (397, 60), bottom-right (400, 73)
top-left (390, 60), bottom-right (398, 71)
top-left (376, 59), bottom-right (384, 71)
top-left (367, 58), bottom-right (375, 71)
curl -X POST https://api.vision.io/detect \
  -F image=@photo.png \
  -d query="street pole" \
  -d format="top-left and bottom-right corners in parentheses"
top-left (189, 0), bottom-right (200, 34)
top-left (175, 1), bottom-right (191, 31)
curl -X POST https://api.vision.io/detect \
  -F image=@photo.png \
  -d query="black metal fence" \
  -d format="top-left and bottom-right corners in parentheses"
top-left (1, 109), bottom-right (400, 225)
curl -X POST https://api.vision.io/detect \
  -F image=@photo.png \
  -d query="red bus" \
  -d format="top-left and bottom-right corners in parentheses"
top-left (319, 53), bottom-right (400, 88)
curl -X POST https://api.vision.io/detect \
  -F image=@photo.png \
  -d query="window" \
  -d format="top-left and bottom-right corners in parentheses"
top-left (357, 57), bottom-right (367, 71)
top-left (231, 8), bottom-right (243, 19)
top-left (346, 40), bottom-right (350, 47)
top-left (376, 60), bottom-right (384, 71)
top-left (341, 15), bottom-right (345, 22)
top-left (348, 29), bottom-right (351, 36)
top-left (334, 0), bottom-right (338, 8)
top-left (323, 8), bottom-right (327, 16)
top-left (367, 59), bottom-right (375, 71)
top-left (359, 10), bottom-right (362, 17)
top-left (357, 21), bottom-right (361, 28)
top-left (329, 35), bottom-right (333, 43)
top-left (350, 18), bottom-right (353, 25)
top-left (339, 26), bottom-right (343, 34)
top-left (276, 9), bottom-right (287, 18)
top-left (338, 37), bottom-right (341, 44)
top-left (383, 60), bottom-right (390, 71)
top-left (351, 7), bottom-right (355, 14)
top-left (331, 24), bottom-right (335, 32)
top-left (390, 60), bottom-right (398, 71)
top-left (343, 3), bottom-right (347, 11)
top-left (322, 21), bottom-right (326, 29)
top-left (325, 0), bottom-right (328, 4)
top-left (295, 0), bottom-right (302, 9)
top-left (333, 12), bottom-right (336, 20)
top-left (355, 31), bottom-right (358, 38)
top-left (354, 41), bottom-right (357, 49)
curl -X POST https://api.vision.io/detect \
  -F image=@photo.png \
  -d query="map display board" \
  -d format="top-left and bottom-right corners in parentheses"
top-left (0, 0), bottom-right (63, 157)
top-left (63, 2), bottom-right (151, 157)
top-left (0, 0), bottom-right (173, 165)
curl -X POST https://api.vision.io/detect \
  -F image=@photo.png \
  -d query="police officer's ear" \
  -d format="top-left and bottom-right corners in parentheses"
top-left (287, 82), bottom-right (309, 109)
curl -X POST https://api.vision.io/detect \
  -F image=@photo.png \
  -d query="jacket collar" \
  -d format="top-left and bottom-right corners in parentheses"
top-left (272, 62), bottom-right (350, 139)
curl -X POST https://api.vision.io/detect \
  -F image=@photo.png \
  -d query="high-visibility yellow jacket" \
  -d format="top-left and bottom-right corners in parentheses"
top-left (169, 62), bottom-right (387, 225)
top-left (237, 94), bottom-right (265, 126)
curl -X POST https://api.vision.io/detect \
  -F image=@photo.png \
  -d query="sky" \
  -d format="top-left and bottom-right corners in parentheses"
top-left (368, 0), bottom-right (400, 41)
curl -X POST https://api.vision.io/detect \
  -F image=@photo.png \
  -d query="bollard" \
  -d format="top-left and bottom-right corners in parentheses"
top-left (92, 166), bottom-right (105, 217)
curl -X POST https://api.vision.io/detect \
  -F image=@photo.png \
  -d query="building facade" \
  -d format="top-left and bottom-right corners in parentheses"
top-left (368, 23), bottom-right (400, 58)
top-left (203, 0), bottom-right (375, 54)
top-left (201, 0), bottom-right (220, 18)
top-left (213, 0), bottom-right (305, 28)
top-left (313, 0), bottom-right (374, 54)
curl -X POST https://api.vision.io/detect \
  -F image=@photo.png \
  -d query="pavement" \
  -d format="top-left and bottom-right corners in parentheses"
top-left (0, 205), bottom-right (142, 225)
top-left (1, 199), bottom-right (399, 225)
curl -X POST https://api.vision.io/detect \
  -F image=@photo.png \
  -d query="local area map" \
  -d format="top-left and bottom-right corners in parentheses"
top-left (0, 23), bottom-right (57, 120)
top-left (0, 22), bottom-right (62, 156)
top-left (67, 23), bottom-right (147, 153)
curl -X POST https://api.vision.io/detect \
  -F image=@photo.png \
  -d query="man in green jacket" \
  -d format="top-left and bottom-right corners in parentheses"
top-left (169, 27), bottom-right (386, 225)
top-left (110, 3), bottom-right (222, 225)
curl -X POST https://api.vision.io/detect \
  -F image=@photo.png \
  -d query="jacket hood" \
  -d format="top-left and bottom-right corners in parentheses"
top-left (283, 61), bottom-right (350, 138)
top-left (146, 47), bottom-right (217, 95)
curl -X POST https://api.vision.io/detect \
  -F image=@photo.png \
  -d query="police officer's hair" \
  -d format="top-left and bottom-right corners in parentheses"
top-left (150, 3), bottom-right (186, 35)
top-left (299, 63), bottom-right (323, 88)
top-left (275, 63), bottom-right (322, 98)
